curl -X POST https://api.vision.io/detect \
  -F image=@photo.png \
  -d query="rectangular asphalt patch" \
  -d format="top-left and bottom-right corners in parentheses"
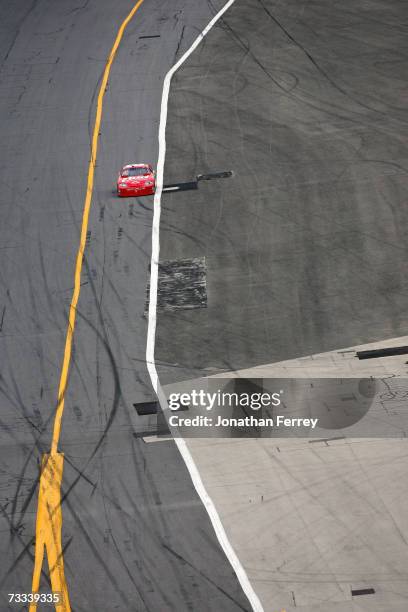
top-left (145, 257), bottom-right (207, 314)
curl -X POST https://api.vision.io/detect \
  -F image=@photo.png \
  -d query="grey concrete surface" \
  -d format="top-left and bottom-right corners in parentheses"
top-left (0, 1), bottom-right (251, 611)
top-left (162, 334), bottom-right (408, 610)
top-left (177, 335), bottom-right (408, 611)
top-left (156, 0), bottom-right (408, 384)
top-left (185, 433), bottom-right (408, 612)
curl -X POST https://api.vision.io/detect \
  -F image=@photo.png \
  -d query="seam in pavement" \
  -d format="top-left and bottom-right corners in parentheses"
top-left (145, 2), bottom-right (264, 611)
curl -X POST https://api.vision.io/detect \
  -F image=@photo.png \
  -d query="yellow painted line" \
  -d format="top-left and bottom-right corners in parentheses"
top-left (29, 1), bottom-right (145, 610)
top-left (30, 455), bottom-right (69, 612)
top-left (52, 0), bottom-right (145, 456)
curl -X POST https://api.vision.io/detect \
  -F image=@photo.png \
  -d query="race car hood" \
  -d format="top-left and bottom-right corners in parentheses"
top-left (119, 176), bottom-right (152, 186)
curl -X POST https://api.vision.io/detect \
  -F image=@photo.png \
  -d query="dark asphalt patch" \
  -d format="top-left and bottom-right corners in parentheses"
top-left (145, 257), bottom-right (207, 313)
top-left (197, 170), bottom-right (233, 181)
top-left (139, 34), bottom-right (160, 39)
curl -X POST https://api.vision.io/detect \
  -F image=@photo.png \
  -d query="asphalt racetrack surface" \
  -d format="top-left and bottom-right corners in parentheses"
top-left (156, 0), bottom-right (408, 383)
top-left (0, 2), bottom-right (251, 611)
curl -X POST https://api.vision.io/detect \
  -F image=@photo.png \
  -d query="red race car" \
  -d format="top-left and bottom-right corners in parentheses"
top-left (116, 163), bottom-right (155, 197)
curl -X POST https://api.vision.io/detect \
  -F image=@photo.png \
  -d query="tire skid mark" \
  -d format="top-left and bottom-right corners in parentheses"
top-left (28, 3), bottom-right (146, 609)
top-left (163, 543), bottom-right (250, 612)
top-left (146, 2), bottom-right (263, 610)
top-left (2, 0), bottom-right (39, 67)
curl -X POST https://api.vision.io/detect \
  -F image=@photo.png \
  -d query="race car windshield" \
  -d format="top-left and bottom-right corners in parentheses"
top-left (123, 167), bottom-right (150, 177)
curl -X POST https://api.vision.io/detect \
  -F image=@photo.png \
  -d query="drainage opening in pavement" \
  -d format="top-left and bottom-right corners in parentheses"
top-left (351, 588), bottom-right (375, 597)
top-left (133, 401), bottom-right (159, 416)
top-left (145, 257), bottom-right (207, 314)
top-left (162, 181), bottom-right (198, 193)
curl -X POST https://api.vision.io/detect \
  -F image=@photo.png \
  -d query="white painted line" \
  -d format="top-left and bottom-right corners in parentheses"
top-left (162, 185), bottom-right (181, 191)
top-left (146, 2), bottom-right (264, 611)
